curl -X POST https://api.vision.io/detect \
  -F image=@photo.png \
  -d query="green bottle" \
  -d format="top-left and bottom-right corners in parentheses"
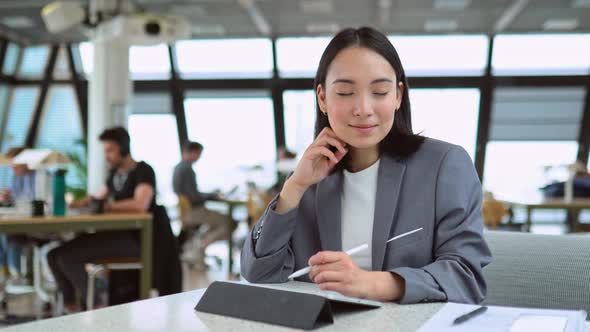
top-left (53, 169), bottom-right (67, 216)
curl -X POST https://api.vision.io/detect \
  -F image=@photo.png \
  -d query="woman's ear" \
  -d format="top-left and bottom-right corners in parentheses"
top-left (396, 81), bottom-right (404, 111)
top-left (316, 84), bottom-right (327, 114)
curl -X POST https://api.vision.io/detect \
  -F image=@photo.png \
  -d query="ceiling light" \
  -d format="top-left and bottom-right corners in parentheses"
top-left (424, 19), bottom-right (458, 31)
top-left (306, 23), bottom-right (339, 34)
top-left (433, 0), bottom-right (471, 10)
top-left (300, 0), bottom-right (333, 14)
top-left (543, 18), bottom-right (579, 30)
top-left (0, 16), bottom-right (35, 28)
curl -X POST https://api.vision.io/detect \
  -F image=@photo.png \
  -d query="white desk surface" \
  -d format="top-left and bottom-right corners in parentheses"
top-left (4, 281), bottom-right (589, 332)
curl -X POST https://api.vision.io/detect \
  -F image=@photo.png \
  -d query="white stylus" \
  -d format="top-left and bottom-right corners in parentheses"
top-left (287, 227), bottom-right (423, 280)
top-left (287, 243), bottom-right (369, 280)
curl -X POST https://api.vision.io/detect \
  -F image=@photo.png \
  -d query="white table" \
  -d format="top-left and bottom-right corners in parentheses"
top-left (4, 282), bottom-right (589, 332)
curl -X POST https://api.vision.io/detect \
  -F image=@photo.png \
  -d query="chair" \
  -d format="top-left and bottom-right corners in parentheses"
top-left (482, 199), bottom-right (507, 230)
top-left (176, 194), bottom-right (222, 269)
top-left (177, 195), bottom-right (191, 224)
top-left (483, 231), bottom-right (590, 314)
top-left (85, 257), bottom-right (142, 310)
top-left (246, 190), bottom-right (274, 230)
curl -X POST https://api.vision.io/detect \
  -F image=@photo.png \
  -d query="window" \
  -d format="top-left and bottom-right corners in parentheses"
top-left (77, 42), bottom-right (172, 79)
top-left (128, 113), bottom-right (180, 208)
top-left (176, 39), bottom-right (273, 78)
top-left (19, 46), bottom-right (49, 78)
top-left (2, 87), bottom-right (39, 151)
top-left (35, 86), bottom-right (84, 188)
top-left (410, 89), bottom-right (480, 160)
top-left (276, 35), bottom-right (489, 78)
top-left (2, 43), bottom-right (20, 75)
top-left (276, 37), bottom-right (331, 78)
top-left (78, 42), bottom-right (93, 75)
top-left (489, 88), bottom-right (585, 141)
top-left (284, 90), bottom-right (316, 155)
top-left (0, 84), bottom-right (8, 123)
top-left (483, 141), bottom-right (579, 201)
top-left (492, 34), bottom-right (590, 76)
top-left (184, 93), bottom-right (277, 193)
top-left (130, 44), bottom-right (171, 80)
top-left (53, 47), bottom-right (71, 80)
top-left (389, 35), bottom-right (489, 76)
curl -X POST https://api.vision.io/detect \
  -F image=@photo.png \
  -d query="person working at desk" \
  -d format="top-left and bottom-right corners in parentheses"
top-left (48, 127), bottom-right (181, 312)
top-left (0, 147), bottom-right (35, 283)
top-left (241, 27), bottom-right (492, 304)
top-left (172, 141), bottom-right (231, 270)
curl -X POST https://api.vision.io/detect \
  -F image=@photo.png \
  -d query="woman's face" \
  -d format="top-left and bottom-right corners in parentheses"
top-left (317, 46), bottom-right (403, 150)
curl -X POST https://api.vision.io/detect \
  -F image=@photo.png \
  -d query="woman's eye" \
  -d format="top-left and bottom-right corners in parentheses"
top-left (336, 92), bottom-right (353, 96)
top-left (373, 92), bottom-right (389, 96)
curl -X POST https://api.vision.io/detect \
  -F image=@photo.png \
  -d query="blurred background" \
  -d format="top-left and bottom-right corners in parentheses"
top-left (0, 0), bottom-right (588, 325)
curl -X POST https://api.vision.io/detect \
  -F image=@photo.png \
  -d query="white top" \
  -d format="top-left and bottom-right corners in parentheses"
top-left (341, 159), bottom-right (380, 271)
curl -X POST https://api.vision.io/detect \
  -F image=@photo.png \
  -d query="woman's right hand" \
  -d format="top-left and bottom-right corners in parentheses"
top-left (275, 128), bottom-right (348, 214)
top-left (289, 127), bottom-right (348, 189)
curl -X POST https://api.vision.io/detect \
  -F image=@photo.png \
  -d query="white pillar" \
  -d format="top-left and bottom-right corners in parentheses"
top-left (87, 38), bottom-right (132, 194)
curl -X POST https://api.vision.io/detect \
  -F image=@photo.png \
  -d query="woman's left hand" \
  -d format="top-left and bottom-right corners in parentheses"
top-left (308, 251), bottom-right (405, 301)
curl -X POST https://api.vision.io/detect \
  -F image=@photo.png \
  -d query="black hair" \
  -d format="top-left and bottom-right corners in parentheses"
top-left (99, 126), bottom-right (130, 157)
top-left (182, 141), bottom-right (203, 153)
top-left (314, 26), bottom-right (424, 171)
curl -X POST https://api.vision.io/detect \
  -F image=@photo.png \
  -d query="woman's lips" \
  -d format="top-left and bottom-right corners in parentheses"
top-left (350, 124), bottom-right (377, 134)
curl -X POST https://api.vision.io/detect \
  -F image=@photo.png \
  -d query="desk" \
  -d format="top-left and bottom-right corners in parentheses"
top-left (0, 213), bottom-right (153, 299)
top-left (4, 281), bottom-right (589, 332)
top-left (209, 197), bottom-right (247, 276)
top-left (504, 199), bottom-right (590, 232)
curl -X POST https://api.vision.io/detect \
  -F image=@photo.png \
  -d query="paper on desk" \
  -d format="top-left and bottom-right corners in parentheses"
top-left (416, 303), bottom-right (587, 332)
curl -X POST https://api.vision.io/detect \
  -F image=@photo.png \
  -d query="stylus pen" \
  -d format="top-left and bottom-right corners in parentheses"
top-left (287, 227), bottom-right (423, 280)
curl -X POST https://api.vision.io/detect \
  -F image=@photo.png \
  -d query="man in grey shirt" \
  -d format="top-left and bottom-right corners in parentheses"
top-left (172, 142), bottom-right (231, 269)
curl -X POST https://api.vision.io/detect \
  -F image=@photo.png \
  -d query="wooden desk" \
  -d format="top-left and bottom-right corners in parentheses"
top-left (4, 281), bottom-right (589, 332)
top-left (504, 199), bottom-right (590, 232)
top-left (0, 213), bottom-right (153, 299)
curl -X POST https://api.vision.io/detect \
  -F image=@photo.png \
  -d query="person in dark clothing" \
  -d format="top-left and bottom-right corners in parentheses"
top-left (47, 127), bottom-right (181, 312)
top-left (172, 141), bottom-right (231, 270)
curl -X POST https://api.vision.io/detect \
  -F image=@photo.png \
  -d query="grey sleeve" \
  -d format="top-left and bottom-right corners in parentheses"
top-left (240, 195), bottom-right (299, 283)
top-left (390, 146), bottom-right (492, 304)
top-left (174, 165), bottom-right (205, 206)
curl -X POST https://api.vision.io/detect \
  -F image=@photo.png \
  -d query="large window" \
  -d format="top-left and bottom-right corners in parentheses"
top-left (483, 141), bottom-right (579, 201)
top-left (36, 86), bottom-right (84, 188)
top-left (483, 87), bottom-right (585, 200)
top-left (19, 46), bottom-right (49, 78)
top-left (53, 47), bottom-right (71, 80)
top-left (410, 89), bottom-right (480, 160)
top-left (0, 84), bottom-right (8, 123)
top-left (2, 87), bottom-right (39, 151)
top-left (276, 37), bottom-right (331, 78)
top-left (2, 43), bottom-right (20, 75)
top-left (184, 93), bottom-right (277, 193)
top-left (276, 35), bottom-right (488, 78)
top-left (489, 88), bottom-right (585, 141)
top-left (284, 90), bottom-right (316, 155)
top-left (175, 39), bottom-right (273, 78)
top-left (492, 34), bottom-right (590, 76)
top-left (129, 113), bottom-right (180, 208)
top-left (77, 42), bottom-right (171, 79)
top-left (129, 44), bottom-right (171, 80)
top-left (389, 35), bottom-right (489, 76)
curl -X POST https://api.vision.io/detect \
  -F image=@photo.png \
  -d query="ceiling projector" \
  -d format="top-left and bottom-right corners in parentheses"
top-left (95, 13), bottom-right (191, 45)
top-left (41, 1), bottom-right (191, 45)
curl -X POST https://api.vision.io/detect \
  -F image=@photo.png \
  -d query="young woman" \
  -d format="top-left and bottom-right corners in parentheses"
top-left (241, 27), bottom-right (491, 304)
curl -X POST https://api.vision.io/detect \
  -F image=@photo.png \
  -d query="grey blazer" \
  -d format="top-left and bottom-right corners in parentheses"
top-left (241, 138), bottom-right (492, 304)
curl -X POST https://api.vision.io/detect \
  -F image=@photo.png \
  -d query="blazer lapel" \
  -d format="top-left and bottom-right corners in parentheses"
top-left (315, 171), bottom-right (343, 252)
top-left (372, 155), bottom-right (406, 270)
